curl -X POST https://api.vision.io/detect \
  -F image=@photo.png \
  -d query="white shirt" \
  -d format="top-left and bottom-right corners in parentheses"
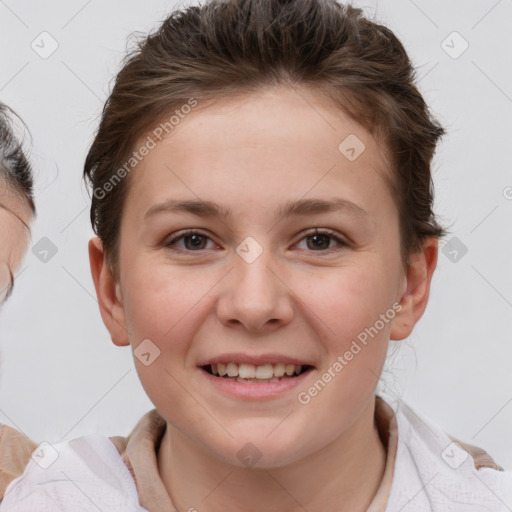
top-left (383, 393), bottom-right (512, 511)
top-left (1, 395), bottom-right (510, 511)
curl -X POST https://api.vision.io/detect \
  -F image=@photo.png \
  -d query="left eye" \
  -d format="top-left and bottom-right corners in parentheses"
top-left (295, 229), bottom-right (348, 251)
top-left (164, 229), bottom-right (348, 252)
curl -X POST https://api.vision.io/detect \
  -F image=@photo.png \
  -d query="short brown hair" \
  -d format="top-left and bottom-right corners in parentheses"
top-left (83, 0), bottom-right (446, 274)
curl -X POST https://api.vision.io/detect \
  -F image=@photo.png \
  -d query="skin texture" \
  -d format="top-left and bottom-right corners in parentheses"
top-left (0, 179), bottom-right (31, 305)
top-left (90, 85), bottom-right (438, 511)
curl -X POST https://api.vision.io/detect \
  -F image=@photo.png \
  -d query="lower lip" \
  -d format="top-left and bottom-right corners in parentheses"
top-left (197, 367), bottom-right (314, 399)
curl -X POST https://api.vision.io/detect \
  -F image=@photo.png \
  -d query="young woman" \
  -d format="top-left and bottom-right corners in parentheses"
top-left (1, 1), bottom-right (510, 511)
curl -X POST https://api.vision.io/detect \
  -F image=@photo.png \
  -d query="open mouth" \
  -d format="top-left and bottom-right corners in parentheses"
top-left (201, 362), bottom-right (313, 383)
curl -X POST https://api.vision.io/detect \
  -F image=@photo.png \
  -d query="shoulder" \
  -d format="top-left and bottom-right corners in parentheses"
top-left (447, 435), bottom-right (504, 471)
top-left (0, 423), bottom-right (37, 501)
top-left (378, 395), bottom-right (512, 511)
top-left (0, 431), bottom-right (145, 511)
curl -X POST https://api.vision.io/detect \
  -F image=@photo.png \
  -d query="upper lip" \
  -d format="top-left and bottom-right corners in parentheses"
top-left (198, 353), bottom-right (314, 367)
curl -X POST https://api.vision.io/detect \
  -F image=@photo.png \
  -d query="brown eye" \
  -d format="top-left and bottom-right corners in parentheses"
top-left (165, 230), bottom-right (216, 251)
top-left (306, 233), bottom-right (331, 250)
top-left (295, 229), bottom-right (348, 252)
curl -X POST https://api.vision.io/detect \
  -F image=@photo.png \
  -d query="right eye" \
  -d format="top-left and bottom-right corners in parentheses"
top-left (164, 230), bottom-right (218, 252)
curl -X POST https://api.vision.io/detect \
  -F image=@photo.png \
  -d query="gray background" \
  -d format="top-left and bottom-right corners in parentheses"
top-left (0, 0), bottom-right (511, 469)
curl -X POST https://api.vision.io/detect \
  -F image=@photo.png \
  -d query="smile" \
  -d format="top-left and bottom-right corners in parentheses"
top-left (202, 362), bottom-right (312, 383)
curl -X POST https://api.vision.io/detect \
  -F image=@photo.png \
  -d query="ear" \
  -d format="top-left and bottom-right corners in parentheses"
top-left (88, 237), bottom-right (130, 346)
top-left (390, 237), bottom-right (438, 341)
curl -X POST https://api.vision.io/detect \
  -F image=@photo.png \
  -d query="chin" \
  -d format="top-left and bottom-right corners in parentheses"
top-left (212, 430), bottom-right (310, 470)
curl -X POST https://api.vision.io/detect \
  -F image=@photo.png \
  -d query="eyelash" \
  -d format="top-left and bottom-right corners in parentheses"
top-left (164, 228), bottom-right (349, 254)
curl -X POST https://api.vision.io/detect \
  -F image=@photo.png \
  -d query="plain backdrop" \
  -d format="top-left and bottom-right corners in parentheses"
top-left (0, 0), bottom-right (511, 469)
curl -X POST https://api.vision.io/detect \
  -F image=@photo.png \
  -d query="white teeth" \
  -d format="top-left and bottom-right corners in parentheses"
top-left (226, 362), bottom-right (238, 377)
top-left (273, 363), bottom-right (285, 377)
top-left (285, 364), bottom-right (295, 376)
top-left (208, 362), bottom-right (307, 379)
top-left (255, 364), bottom-right (273, 379)
top-left (239, 364), bottom-right (256, 379)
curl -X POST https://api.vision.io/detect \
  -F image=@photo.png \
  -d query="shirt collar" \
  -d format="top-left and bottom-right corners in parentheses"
top-left (110, 395), bottom-right (398, 512)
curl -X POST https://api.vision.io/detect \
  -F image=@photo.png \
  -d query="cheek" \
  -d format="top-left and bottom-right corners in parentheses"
top-left (122, 262), bottom-right (212, 338)
top-left (309, 261), bottom-right (397, 345)
top-left (0, 222), bottom-right (27, 271)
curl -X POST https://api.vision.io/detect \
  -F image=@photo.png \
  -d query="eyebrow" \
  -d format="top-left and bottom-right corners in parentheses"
top-left (144, 197), bottom-right (369, 221)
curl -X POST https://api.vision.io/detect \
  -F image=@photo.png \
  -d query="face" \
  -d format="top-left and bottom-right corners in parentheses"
top-left (91, 85), bottom-right (437, 468)
top-left (0, 179), bottom-right (31, 305)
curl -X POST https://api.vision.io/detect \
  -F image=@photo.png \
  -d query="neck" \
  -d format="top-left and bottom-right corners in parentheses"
top-left (157, 396), bottom-right (387, 512)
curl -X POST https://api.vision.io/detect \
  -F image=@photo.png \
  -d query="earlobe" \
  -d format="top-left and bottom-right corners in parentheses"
top-left (390, 237), bottom-right (439, 341)
top-left (88, 237), bottom-right (130, 347)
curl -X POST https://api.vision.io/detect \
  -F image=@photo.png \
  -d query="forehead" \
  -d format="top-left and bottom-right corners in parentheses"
top-left (125, 85), bottom-right (395, 222)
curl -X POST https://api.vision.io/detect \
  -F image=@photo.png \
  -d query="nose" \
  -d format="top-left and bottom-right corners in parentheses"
top-left (216, 247), bottom-right (294, 334)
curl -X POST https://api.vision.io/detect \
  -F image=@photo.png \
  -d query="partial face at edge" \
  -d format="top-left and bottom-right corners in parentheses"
top-left (92, 85), bottom-right (431, 468)
top-left (0, 179), bottom-right (31, 304)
